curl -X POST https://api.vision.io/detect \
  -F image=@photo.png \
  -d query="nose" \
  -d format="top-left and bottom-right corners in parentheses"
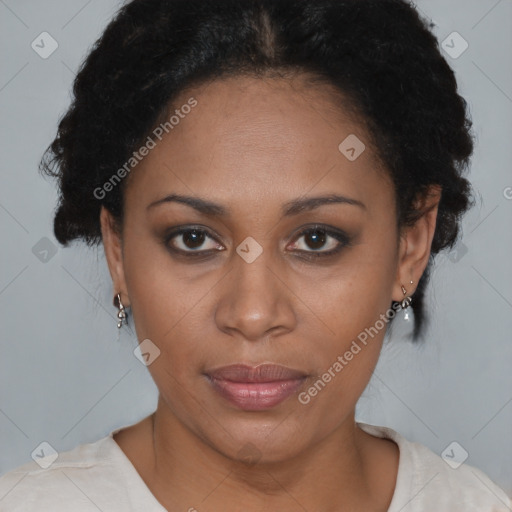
top-left (214, 247), bottom-right (297, 343)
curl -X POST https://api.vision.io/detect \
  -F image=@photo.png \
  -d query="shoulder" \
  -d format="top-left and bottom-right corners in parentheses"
top-left (357, 422), bottom-right (512, 512)
top-left (0, 435), bottom-right (130, 511)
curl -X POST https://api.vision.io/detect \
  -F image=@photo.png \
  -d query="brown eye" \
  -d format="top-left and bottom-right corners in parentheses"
top-left (181, 229), bottom-right (206, 249)
top-left (165, 227), bottom-right (223, 254)
top-left (303, 229), bottom-right (327, 250)
top-left (289, 225), bottom-right (351, 258)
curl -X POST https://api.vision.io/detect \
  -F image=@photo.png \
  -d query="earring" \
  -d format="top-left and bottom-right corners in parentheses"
top-left (113, 293), bottom-right (128, 328)
top-left (400, 280), bottom-right (414, 321)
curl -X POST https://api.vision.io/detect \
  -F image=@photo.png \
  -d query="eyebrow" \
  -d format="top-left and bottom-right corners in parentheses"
top-left (146, 193), bottom-right (366, 217)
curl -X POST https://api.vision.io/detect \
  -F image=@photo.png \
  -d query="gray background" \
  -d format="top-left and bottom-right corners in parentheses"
top-left (1, 0), bottom-right (511, 497)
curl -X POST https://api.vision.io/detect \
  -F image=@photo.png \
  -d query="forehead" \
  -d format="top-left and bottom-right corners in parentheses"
top-left (124, 74), bottom-right (394, 215)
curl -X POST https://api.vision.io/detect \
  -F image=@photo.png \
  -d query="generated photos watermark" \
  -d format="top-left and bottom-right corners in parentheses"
top-left (298, 301), bottom-right (403, 405)
top-left (93, 97), bottom-right (198, 200)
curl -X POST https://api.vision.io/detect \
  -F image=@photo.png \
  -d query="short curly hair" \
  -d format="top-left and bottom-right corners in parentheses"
top-left (40, 0), bottom-right (474, 341)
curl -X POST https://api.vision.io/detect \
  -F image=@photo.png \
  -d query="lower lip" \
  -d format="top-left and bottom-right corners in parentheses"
top-left (207, 377), bottom-right (306, 411)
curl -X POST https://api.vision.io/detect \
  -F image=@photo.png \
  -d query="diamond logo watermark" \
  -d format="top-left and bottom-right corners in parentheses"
top-left (134, 338), bottom-right (161, 366)
top-left (447, 241), bottom-right (468, 263)
top-left (441, 441), bottom-right (469, 469)
top-left (32, 237), bottom-right (58, 263)
top-left (31, 32), bottom-right (59, 59)
top-left (237, 442), bottom-right (262, 465)
top-left (441, 31), bottom-right (468, 59)
top-left (236, 237), bottom-right (263, 264)
top-left (31, 441), bottom-right (59, 469)
top-left (338, 134), bottom-right (366, 161)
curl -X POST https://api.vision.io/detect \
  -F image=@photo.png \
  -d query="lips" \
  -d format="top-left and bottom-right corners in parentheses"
top-left (207, 363), bottom-right (307, 382)
top-left (205, 364), bottom-right (308, 411)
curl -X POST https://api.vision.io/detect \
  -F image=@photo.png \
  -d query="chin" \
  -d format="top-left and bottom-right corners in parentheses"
top-left (202, 412), bottom-right (314, 466)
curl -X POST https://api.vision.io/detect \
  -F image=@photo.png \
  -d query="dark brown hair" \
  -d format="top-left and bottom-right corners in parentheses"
top-left (40, 0), bottom-right (474, 341)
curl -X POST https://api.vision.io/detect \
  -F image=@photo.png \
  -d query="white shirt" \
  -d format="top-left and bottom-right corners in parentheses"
top-left (1, 421), bottom-right (510, 511)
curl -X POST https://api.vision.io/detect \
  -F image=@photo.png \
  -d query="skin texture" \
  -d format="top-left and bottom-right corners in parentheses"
top-left (101, 74), bottom-right (441, 511)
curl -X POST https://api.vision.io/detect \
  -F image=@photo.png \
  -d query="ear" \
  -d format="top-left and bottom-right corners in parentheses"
top-left (100, 206), bottom-right (130, 307)
top-left (392, 185), bottom-right (442, 302)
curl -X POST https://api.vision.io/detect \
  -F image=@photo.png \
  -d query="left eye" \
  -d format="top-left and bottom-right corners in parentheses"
top-left (289, 226), bottom-right (349, 256)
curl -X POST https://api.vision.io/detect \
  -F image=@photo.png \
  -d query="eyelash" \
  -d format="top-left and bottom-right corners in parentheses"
top-left (163, 224), bottom-right (351, 260)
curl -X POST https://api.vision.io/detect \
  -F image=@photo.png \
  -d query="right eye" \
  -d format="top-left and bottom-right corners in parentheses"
top-left (164, 226), bottom-right (224, 256)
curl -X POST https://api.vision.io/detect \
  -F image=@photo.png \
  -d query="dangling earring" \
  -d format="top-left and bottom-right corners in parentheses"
top-left (400, 280), bottom-right (414, 321)
top-left (113, 293), bottom-right (128, 328)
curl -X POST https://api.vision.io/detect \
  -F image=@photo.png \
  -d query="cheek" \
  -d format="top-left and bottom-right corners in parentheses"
top-left (121, 235), bottom-right (218, 384)
top-left (320, 237), bottom-right (397, 340)
top-left (302, 233), bottom-right (397, 390)
top-left (309, 275), bottom-right (389, 384)
top-left (121, 228), bottom-right (193, 336)
top-left (295, 277), bottom-right (394, 421)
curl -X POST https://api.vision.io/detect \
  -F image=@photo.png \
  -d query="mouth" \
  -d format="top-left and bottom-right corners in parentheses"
top-left (204, 363), bottom-right (308, 411)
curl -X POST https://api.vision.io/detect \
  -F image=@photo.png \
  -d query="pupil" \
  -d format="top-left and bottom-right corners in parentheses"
top-left (184, 230), bottom-right (205, 249)
top-left (307, 230), bottom-right (326, 250)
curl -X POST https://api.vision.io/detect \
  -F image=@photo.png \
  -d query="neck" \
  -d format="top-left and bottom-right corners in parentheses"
top-left (139, 397), bottom-right (393, 511)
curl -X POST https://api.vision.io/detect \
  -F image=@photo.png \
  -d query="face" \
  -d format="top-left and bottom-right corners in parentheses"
top-left (102, 74), bottom-right (438, 463)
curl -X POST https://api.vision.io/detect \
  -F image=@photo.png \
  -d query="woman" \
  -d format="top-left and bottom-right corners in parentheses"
top-left (0, 0), bottom-right (510, 510)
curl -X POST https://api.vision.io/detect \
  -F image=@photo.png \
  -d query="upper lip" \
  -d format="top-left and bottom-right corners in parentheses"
top-left (205, 364), bottom-right (308, 383)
